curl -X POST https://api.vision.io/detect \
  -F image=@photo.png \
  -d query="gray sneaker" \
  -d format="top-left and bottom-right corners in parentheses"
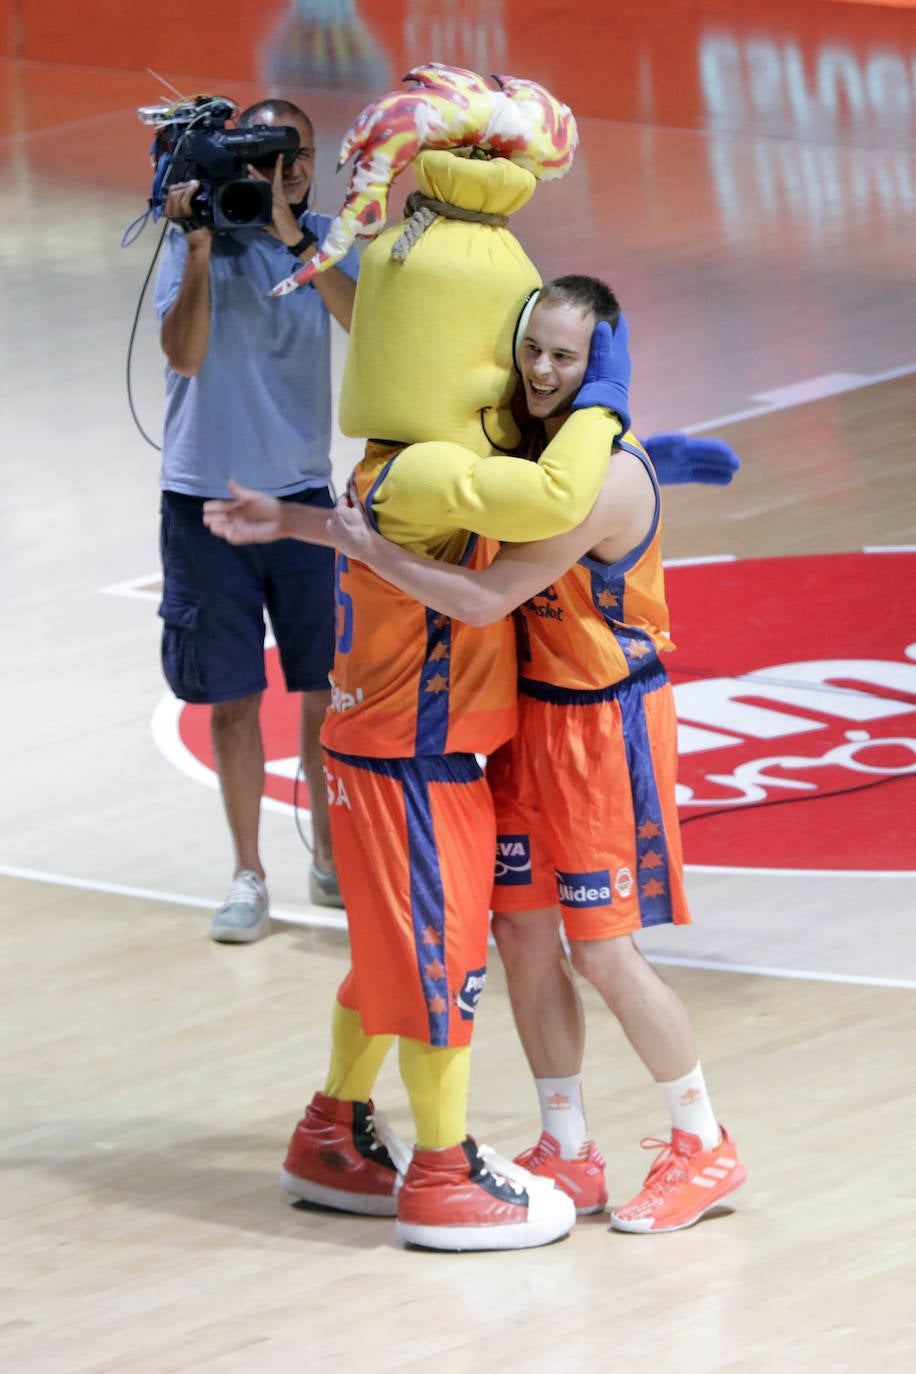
top-left (309, 864), bottom-right (345, 909)
top-left (210, 870), bottom-right (270, 943)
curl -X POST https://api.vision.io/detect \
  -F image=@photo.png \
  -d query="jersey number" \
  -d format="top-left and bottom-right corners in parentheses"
top-left (335, 554), bottom-right (354, 654)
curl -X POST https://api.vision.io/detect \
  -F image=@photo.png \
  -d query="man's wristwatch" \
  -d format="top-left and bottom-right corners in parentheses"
top-left (289, 231), bottom-right (318, 258)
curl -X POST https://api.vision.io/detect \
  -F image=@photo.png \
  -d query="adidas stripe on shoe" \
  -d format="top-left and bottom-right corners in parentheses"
top-left (514, 1131), bottom-right (608, 1215)
top-left (610, 1125), bottom-right (746, 1234)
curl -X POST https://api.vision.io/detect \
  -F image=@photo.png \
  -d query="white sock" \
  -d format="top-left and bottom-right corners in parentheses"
top-left (658, 1063), bottom-right (720, 1150)
top-left (534, 1074), bottom-right (590, 1159)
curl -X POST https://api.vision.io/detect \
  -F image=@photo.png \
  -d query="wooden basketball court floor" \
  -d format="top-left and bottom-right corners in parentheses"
top-left (2, 3), bottom-right (915, 1370)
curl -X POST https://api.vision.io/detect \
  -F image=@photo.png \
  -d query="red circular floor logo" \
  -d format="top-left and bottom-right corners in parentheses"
top-left (170, 646), bottom-right (305, 813)
top-left (666, 551), bottom-right (916, 872)
top-left (159, 551), bottom-right (916, 873)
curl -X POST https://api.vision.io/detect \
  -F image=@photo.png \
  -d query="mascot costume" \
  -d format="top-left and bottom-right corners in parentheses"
top-left (220, 64), bottom-right (737, 1252)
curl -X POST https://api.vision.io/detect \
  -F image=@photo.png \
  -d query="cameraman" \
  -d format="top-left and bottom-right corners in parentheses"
top-left (154, 98), bottom-right (359, 942)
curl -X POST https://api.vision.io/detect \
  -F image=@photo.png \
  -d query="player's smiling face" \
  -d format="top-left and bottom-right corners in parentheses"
top-left (519, 300), bottom-right (595, 436)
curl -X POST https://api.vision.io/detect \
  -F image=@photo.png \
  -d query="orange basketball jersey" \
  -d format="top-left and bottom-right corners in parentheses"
top-left (515, 438), bottom-right (674, 695)
top-left (321, 442), bottom-right (518, 759)
top-left (489, 439), bottom-right (690, 933)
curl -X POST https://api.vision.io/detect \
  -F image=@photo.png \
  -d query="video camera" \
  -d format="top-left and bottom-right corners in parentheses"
top-left (139, 96), bottom-right (299, 231)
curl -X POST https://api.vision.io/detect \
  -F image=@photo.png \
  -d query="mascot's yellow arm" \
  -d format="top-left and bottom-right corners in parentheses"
top-left (370, 410), bottom-right (621, 549)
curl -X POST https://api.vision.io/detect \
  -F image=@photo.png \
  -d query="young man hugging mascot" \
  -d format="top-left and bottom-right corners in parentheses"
top-left (205, 64), bottom-right (735, 1252)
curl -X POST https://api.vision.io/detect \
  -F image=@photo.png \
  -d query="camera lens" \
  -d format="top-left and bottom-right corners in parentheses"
top-left (217, 180), bottom-right (271, 226)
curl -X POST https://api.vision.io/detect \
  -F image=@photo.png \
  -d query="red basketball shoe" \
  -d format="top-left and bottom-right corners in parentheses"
top-left (610, 1126), bottom-right (746, 1234)
top-left (515, 1131), bottom-right (608, 1215)
top-left (396, 1139), bottom-right (576, 1251)
top-left (280, 1092), bottom-right (411, 1217)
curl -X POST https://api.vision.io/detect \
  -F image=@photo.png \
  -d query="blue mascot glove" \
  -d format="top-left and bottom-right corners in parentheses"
top-left (641, 431), bottom-right (740, 486)
top-left (572, 315), bottom-right (631, 435)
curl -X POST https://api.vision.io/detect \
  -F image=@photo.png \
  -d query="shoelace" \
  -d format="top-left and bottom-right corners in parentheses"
top-left (224, 873), bottom-right (264, 906)
top-left (637, 1137), bottom-right (691, 1194)
top-left (516, 1134), bottom-right (558, 1168)
top-left (476, 1145), bottom-right (535, 1196)
top-left (480, 1161), bottom-right (527, 1197)
top-left (366, 1107), bottom-right (412, 1175)
top-left (519, 1132), bottom-right (604, 1176)
top-left (520, 1136), bottom-right (607, 1173)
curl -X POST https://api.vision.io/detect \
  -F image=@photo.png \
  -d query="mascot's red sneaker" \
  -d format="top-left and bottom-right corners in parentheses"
top-left (396, 1138), bottom-right (576, 1250)
top-left (280, 1091), bottom-right (411, 1217)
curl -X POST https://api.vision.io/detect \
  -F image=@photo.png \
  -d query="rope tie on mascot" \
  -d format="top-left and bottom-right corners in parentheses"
top-left (390, 191), bottom-right (509, 261)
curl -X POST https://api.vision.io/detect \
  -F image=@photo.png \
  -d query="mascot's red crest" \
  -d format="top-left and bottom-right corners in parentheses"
top-left (267, 63), bottom-right (578, 297)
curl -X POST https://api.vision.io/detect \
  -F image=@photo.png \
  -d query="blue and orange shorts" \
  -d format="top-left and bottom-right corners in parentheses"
top-left (488, 665), bottom-right (691, 940)
top-left (322, 747), bottom-right (495, 1047)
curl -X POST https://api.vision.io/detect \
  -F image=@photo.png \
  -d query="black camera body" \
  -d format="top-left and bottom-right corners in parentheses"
top-left (141, 97), bottom-right (299, 231)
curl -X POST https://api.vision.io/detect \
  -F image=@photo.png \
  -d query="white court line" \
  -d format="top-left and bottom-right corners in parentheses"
top-left (686, 863), bottom-right (916, 879)
top-left (3, 863), bottom-right (914, 990)
top-left (150, 691), bottom-right (295, 816)
top-left (0, 864), bottom-right (346, 934)
top-left (632, 953), bottom-right (916, 992)
top-left (681, 360), bottom-right (916, 434)
top-left (100, 572), bottom-right (161, 602)
top-left (663, 554), bottom-right (736, 568)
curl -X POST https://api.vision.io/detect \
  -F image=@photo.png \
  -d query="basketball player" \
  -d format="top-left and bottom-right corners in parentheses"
top-left (325, 275), bottom-right (747, 1235)
top-left (202, 290), bottom-right (631, 1250)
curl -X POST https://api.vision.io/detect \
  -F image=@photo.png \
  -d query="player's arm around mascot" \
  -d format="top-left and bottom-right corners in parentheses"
top-left (337, 147), bottom-right (630, 547)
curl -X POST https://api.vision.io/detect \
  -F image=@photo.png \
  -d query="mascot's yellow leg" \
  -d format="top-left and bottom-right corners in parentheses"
top-left (399, 1038), bottom-right (471, 1149)
top-left (324, 1002), bottom-right (394, 1101)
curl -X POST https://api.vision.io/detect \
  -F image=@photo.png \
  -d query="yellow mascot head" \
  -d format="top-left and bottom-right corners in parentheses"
top-left (269, 63), bottom-right (579, 456)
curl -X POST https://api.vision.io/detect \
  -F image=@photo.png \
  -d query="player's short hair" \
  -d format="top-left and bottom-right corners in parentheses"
top-left (537, 275), bottom-right (621, 329)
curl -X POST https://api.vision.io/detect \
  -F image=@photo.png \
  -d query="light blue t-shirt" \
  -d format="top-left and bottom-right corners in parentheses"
top-left (154, 212), bottom-right (359, 498)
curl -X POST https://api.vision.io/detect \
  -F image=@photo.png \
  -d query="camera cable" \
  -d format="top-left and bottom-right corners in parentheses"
top-left (122, 216), bottom-right (169, 451)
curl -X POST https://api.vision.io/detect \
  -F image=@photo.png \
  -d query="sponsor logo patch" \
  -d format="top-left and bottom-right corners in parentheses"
top-left (455, 967), bottom-right (487, 1020)
top-left (556, 869), bottom-right (612, 908)
top-left (614, 867), bottom-right (634, 898)
top-left (494, 833), bottom-right (532, 885)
